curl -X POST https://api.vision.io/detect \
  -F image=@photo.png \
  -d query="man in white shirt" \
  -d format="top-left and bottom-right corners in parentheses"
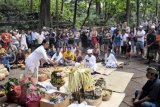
top-left (41, 27), bottom-right (49, 40)
top-left (105, 49), bottom-right (118, 68)
top-left (121, 29), bottom-right (129, 54)
top-left (51, 47), bottom-right (63, 65)
top-left (25, 39), bottom-right (54, 82)
top-left (84, 49), bottom-right (100, 75)
top-left (136, 26), bottom-right (146, 56)
top-left (37, 32), bottom-right (45, 45)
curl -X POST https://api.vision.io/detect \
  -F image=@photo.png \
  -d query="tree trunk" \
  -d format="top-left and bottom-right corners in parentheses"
top-left (73, 0), bottom-right (78, 27)
top-left (30, 0), bottom-right (33, 13)
top-left (40, 0), bottom-right (51, 27)
top-left (156, 0), bottom-right (158, 17)
top-left (96, 0), bottom-right (101, 15)
top-left (126, 0), bottom-right (130, 23)
top-left (104, 2), bottom-right (107, 20)
top-left (158, 4), bottom-right (160, 19)
top-left (61, 0), bottom-right (64, 15)
top-left (136, 0), bottom-right (140, 27)
top-left (56, 0), bottom-right (59, 34)
top-left (82, 0), bottom-right (94, 27)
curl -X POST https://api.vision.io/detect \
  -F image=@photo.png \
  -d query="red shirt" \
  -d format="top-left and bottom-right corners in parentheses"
top-left (1, 32), bottom-right (11, 43)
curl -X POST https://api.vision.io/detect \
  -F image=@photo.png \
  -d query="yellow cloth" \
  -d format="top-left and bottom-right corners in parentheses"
top-left (63, 51), bottom-right (75, 61)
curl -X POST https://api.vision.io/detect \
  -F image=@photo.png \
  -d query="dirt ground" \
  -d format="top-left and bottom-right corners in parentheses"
top-left (0, 57), bottom-right (148, 107)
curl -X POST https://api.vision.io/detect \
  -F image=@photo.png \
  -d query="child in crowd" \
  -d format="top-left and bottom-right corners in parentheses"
top-left (47, 45), bottom-right (56, 58)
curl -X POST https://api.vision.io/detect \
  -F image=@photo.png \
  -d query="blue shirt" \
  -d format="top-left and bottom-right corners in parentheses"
top-left (2, 55), bottom-right (10, 66)
top-left (26, 34), bottom-right (32, 44)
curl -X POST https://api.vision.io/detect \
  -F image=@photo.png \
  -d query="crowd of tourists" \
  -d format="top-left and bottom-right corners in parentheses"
top-left (1, 20), bottom-right (160, 107)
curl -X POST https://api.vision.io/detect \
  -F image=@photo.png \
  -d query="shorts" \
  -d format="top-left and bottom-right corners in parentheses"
top-left (103, 39), bottom-right (109, 45)
top-left (114, 42), bottom-right (121, 47)
top-left (136, 41), bottom-right (144, 50)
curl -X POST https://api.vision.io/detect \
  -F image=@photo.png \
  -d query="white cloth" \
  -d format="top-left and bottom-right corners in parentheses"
top-left (136, 30), bottom-right (145, 42)
top-left (11, 36), bottom-right (19, 46)
top-left (37, 33), bottom-right (45, 44)
top-left (20, 34), bottom-right (28, 50)
top-left (71, 47), bottom-right (76, 53)
top-left (84, 55), bottom-right (97, 73)
top-left (25, 46), bottom-right (50, 75)
top-left (68, 102), bottom-right (95, 107)
top-left (31, 32), bottom-right (38, 41)
top-left (51, 52), bottom-right (63, 63)
top-left (121, 33), bottom-right (128, 46)
top-left (110, 27), bottom-right (117, 35)
top-left (105, 53), bottom-right (118, 68)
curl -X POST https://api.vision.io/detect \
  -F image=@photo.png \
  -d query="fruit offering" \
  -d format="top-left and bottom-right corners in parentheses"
top-left (50, 71), bottom-right (65, 85)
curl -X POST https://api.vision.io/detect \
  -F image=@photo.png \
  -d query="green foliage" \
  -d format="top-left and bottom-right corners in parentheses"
top-left (0, 0), bottom-right (158, 28)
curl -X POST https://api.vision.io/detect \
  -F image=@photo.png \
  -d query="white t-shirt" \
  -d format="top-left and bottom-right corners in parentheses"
top-left (31, 32), bottom-right (38, 41)
top-left (136, 30), bottom-right (145, 42)
top-left (37, 33), bottom-right (45, 44)
top-left (121, 33), bottom-right (128, 46)
top-left (51, 52), bottom-right (63, 63)
top-left (25, 46), bottom-right (50, 72)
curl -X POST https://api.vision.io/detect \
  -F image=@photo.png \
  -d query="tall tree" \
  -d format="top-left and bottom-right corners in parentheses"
top-left (126, 0), bottom-right (130, 23)
top-left (61, 0), bottom-right (64, 14)
top-left (30, 0), bottom-right (33, 13)
top-left (40, 0), bottom-right (51, 27)
top-left (156, 0), bottom-right (158, 17)
top-left (82, 0), bottom-right (94, 27)
top-left (96, 0), bottom-right (101, 15)
top-left (104, 1), bottom-right (107, 20)
top-left (73, 0), bottom-right (78, 27)
top-left (159, 4), bottom-right (160, 19)
top-left (137, 0), bottom-right (140, 27)
top-left (56, 0), bottom-right (59, 34)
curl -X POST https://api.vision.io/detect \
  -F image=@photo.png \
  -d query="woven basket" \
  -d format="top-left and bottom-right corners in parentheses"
top-left (102, 89), bottom-right (112, 101)
top-left (81, 96), bottom-right (102, 106)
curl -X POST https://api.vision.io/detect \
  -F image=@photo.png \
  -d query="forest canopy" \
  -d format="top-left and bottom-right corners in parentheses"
top-left (0, 0), bottom-right (159, 29)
